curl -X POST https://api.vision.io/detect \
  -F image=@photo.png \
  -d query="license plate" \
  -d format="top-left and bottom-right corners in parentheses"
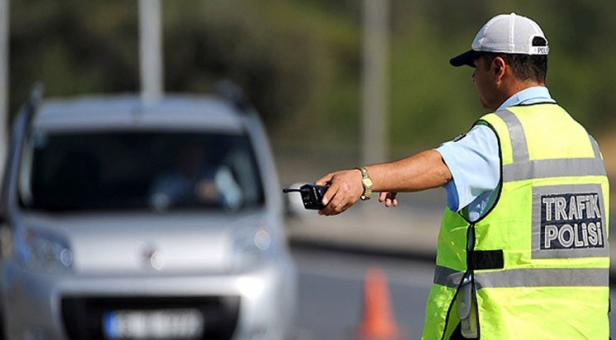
top-left (103, 309), bottom-right (204, 339)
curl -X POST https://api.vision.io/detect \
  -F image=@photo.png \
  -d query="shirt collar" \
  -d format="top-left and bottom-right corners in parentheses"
top-left (497, 86), bottom-right (555, 111)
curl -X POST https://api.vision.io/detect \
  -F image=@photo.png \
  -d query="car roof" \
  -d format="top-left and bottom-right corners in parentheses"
top-left (33, 94), bottom-right (246, 133)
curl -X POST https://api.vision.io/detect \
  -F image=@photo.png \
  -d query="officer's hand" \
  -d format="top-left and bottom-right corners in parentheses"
top-left (379, 192), bottom-right (398, 207)
top-left (315, 169), bottom-right (363, 216)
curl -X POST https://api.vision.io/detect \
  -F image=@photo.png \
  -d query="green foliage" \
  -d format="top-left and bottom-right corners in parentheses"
top-left (160, 0), bottom-right (360, 141)
top-left (8, 0), bottom-right (616, 153)
top-left (10, 0), bottom-right (139, 115)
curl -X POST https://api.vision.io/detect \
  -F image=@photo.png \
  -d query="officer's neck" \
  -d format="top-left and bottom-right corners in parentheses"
top-left (492, 78), bottom-right (544, 111)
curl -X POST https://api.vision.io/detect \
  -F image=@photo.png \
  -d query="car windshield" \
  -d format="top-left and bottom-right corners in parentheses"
top-left (19, 130), bottom-right (265, 212)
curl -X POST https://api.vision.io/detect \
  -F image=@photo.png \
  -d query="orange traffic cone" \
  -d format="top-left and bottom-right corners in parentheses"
top-left (356, 266), bottom-right (403, 340)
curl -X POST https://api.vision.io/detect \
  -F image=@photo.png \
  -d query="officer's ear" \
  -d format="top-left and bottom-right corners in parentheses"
top-left (493, 57), bottom-right (506, 77)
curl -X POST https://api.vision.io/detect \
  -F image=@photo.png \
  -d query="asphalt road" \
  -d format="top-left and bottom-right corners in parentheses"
top-left (291, 247), bottom-right (435, 340)
top-left (291, 247), bottom-right (616, 340)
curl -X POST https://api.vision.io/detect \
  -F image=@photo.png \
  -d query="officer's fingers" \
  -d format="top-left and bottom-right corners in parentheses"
top-left (315, 173), bottom-right (334, 186)
top-left (321, 181), bottom-right (340, 206)
top-left (380, 192), bottom-right (398, 208)
top-left (384, 198), bottom-right (395, 208)
top-left (383, 198), bottom-right (391, 207)
top-left (379, 192), bottom-right (387, 202)
top-left (320, 186), bottom-right (350, 216)
top-left (330, 200), bottom-right (345, 214)
top-left (318, 199), bottom-right (342, 216)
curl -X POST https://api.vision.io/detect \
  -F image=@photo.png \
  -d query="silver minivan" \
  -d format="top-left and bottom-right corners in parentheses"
top-left (0, 85), bottom-right (297, 340)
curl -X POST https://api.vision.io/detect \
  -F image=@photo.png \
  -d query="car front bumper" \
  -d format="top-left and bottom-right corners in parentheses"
top-left (1, 257), bottom-right (296, 340)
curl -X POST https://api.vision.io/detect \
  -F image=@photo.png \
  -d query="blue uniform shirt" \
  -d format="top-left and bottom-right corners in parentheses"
top-left (435, 86), bottom-right (555, 221)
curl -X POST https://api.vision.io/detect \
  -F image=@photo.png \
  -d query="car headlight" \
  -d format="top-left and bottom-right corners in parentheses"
top-left (229, 226), bottom-right (275, 272)
top-left (10, 228), bottom-right (73, 273)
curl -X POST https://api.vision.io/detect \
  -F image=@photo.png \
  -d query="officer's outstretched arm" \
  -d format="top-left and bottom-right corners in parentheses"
top-left (315, 150), bottom-right (452, 216)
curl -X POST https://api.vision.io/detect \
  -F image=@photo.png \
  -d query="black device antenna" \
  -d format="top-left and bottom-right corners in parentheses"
top-left (282, 188), bottom-right (301, 193)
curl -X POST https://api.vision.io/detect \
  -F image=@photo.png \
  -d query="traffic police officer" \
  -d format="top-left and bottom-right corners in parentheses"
top-left (316, 13), bottom-right (610, 339)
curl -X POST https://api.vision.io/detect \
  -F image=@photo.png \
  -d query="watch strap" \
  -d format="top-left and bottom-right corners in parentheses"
top-left (355, 166), bottom-right (373, 200)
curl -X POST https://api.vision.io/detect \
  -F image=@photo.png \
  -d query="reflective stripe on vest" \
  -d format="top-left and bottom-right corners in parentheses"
top-left (433, 265), bottom-right (608, 289)
top-left (496, 110), bottom-right (606, 182)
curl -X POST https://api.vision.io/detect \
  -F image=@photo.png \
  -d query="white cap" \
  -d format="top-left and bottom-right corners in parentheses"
top-left (450, 13), bottom-right (549, 67)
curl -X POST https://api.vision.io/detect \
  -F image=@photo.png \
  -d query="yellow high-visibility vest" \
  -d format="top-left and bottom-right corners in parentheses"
top-left (422, 103), bottom-right (610, 339)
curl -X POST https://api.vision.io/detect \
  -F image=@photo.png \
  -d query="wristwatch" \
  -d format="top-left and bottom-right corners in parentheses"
top-left (355, 166), bottom-right (373, 200)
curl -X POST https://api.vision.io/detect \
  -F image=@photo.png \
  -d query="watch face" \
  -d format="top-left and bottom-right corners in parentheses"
top-left (363, 178), bottom-right (373, 187)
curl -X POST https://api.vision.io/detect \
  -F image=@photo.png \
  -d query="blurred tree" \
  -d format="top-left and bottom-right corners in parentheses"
top-left (162, 0), bottom-right (360, 139)
top-left (6, 0), bottom-right (616, 155)
top-left (10, 0), bottom-right (139, 118)
top-left (387, 0), bottom-right (616, 154)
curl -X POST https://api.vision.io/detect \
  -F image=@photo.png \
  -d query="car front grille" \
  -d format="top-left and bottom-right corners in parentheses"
top-left (61, 295), bottom-right (240, 340)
